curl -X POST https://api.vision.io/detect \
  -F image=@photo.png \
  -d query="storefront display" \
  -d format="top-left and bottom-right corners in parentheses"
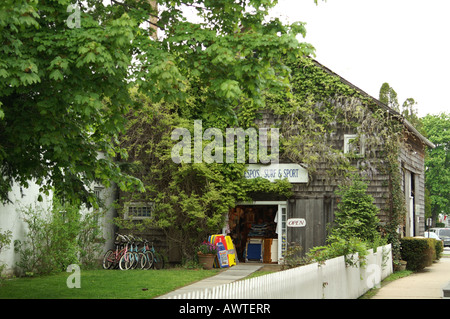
top-left (228, 205), bottom-right (279, 263)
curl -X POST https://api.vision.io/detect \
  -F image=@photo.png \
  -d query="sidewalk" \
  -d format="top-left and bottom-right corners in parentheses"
top-left (156, 263), bottom-right (264, 299)
top-left (371, 257), bottom-right (450, 299)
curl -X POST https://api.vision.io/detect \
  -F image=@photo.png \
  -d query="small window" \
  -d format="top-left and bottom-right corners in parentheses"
top-left (124, 202), bottom-right (154, 220)
top-left (344, 134), bottom-right (365, 156)
top-left (94, 186), bottom-right (103, 201)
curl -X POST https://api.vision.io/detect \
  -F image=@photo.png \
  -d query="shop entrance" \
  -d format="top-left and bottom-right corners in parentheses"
top-left (226, 202), bottom-right (287, 264)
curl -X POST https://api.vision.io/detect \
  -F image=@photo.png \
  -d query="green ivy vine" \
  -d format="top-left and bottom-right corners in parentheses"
top-left (118, 55), bottom-right (407, 262)
top-left (116, 90), bottom-right (292, 260)
top-left (261, 55), bottom-right (406, 260)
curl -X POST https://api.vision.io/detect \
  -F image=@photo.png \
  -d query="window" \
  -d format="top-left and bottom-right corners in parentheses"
top-left (94, 186), bottom-right (103, 201)
top-left (344, 134), bottom-right (365, 156)
top-left (124, 202), bottom-right (154, 220)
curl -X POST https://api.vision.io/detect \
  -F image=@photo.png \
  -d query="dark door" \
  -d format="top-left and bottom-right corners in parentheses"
top-left (287, 198), bottom-right (333, 256)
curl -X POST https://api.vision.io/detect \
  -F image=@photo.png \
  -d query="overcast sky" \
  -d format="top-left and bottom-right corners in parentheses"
top-left (269, 0), bottom-right (450, 117)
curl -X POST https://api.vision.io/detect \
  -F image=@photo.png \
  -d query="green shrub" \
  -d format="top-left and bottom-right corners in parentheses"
top-left (426, 238), bottom-right (437, 264)
top-left (282, 244), bottom-right (311, 270)
top-left (307, 236), bottom-right (369, 268)
top-left (332, 177), bottom-right (381, 243)
top-left (0, 229), bottom-right (12, 277)
top-left (433, 239), bottom-right (443, 260)
top-left (400, 237), bottom-right (434, 271)
top-left (14, 199), bottom-right (104, 276)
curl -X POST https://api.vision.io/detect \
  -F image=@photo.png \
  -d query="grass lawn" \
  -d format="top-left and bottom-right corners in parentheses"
top-left (0, 268), bottom-right (220, 299)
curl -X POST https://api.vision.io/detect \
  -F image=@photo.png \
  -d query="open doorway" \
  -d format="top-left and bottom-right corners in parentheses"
top-left (228, 204), bottom-right (279, 263)
top-left (405, 170), bottom-right (416, 237)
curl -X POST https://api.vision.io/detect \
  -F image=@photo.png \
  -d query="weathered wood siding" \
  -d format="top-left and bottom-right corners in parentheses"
top-left (399, 132), bottom-right (427, 236)
top-left (255, 107), bottom-right (391, 207)
top-left (287, 198), bottom-right (334, 254)
top-left (254, 100), bottom-right (427, 251)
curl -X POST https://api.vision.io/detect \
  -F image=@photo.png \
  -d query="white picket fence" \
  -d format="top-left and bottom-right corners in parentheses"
top-left (167, 244), bottom-right (393, 299)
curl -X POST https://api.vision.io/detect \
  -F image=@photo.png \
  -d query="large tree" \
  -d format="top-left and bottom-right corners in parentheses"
top-left (422, 113), bottom-right (450, 220)
top-left (379, 82), bottom-right (400, 112)
top-left (0, 0), bottom-right (314, 205)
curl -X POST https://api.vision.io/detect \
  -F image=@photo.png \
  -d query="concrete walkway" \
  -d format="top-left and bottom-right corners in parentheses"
top-left (156, 263), bottom-right (263, 299)
top-left (371, 257), bottom-right (450, 299)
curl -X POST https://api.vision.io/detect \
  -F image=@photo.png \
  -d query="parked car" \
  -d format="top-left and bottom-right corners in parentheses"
top-left (423, 232), bottom-right (442, 241)
top-left (415, 232), bottom-right (442, 242)
top-left (430, 228), bottom-right (450, 247)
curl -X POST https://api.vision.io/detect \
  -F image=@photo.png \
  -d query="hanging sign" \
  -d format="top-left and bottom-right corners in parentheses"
top-left (287, 218), bottom-right (306, 228)
top-left (244, 163), bottom-right (308, 183)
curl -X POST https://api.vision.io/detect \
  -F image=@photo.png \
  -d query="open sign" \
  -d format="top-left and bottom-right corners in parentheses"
top-left (287, 218), bottom-right (306, 228)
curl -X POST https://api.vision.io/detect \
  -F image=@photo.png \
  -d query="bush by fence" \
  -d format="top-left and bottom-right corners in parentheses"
top-left (435, 239), bottom-right (444, 260)
top-left (13, 200), bottom-right (105, 276)
top-left (400, 237), bottom-right (442, 271)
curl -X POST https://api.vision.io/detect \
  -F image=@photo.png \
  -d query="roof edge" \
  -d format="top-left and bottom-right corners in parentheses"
top-left (403, 118), bottom-right (436, 148)
top-left (310, 59), bottom-right (435, 149)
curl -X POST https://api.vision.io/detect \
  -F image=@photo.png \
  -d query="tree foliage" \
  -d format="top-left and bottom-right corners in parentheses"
top-left (378, 82), bottom-right (424, 133)
top-left (117, 91), bottom-right (292, 259)
top-left (379, 82), bottom-right (400, 112)
top-left (422, 113), bottom-right (450, 218)
top-left (0, 0), bottom-right (312, 206)
top-left (331, 176), bottom-right (381, 243)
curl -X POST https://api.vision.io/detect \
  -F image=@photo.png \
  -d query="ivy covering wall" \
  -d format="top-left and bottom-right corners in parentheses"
top-left (118, 56), bottom-right (407, 262)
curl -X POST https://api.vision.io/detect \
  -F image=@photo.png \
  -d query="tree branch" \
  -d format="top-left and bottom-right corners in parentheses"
top-left (110, 0), bottom-right (163, 31)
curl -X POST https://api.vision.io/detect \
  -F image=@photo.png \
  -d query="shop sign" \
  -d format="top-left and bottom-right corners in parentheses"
top-left (287, 218), bottom-right (306, 228)
top-left (244, 163), bottom-right (308, 183)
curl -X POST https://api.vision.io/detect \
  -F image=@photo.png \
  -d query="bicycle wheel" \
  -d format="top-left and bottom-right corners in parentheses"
top-left (142, 251), bottom-right (154, 270)
top-left (119, 252), bottom-right (133, 270)
top-left (129, 252), bottom-right (138, 269)
top-left (102, 250), bottom-right (115, 269)
top-left (131, 252), bottom-right (142, 269)
top-left (153, 251), bottom-right (164, 270)
top-left (136, 252), bottom-right (146, 269)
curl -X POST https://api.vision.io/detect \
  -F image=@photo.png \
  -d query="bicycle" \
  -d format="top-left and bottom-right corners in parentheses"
top-left (121, 236), bottom-right (146, 270)
top-left (152, 242), bottom-right (165, 270)
top-left (141, 241), bottom-right (164, 270)
top-left (118, 239), bottom-right (136, 270)
top-left (102, 234), bottom-right (131, 270)
top-left (139, 239), bottom-right (154, 270)
top-left (102, 235), bottom-right (165, 270)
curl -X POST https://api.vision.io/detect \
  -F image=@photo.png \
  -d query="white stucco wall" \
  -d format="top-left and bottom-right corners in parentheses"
top-left (0, 180), bottom-right (117, 276)
top-left (0, 181), bottom-right (53, 276)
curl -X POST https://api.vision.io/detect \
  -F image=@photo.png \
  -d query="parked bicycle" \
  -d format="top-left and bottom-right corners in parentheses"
top-left (102, 234), bottom-right (165, 270)
top-left (140, 240), bottom-right (165, 270)
top-left (102, 234), bottom-right (131, 270)
top-left (128, 238), bottom-right (146, 270)
top-left (139, 239), bottom-right (154, 270)
top-left (118, 237), bottom-right (141, 270)
top-left (151, 241), bottom-right (165, 270)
